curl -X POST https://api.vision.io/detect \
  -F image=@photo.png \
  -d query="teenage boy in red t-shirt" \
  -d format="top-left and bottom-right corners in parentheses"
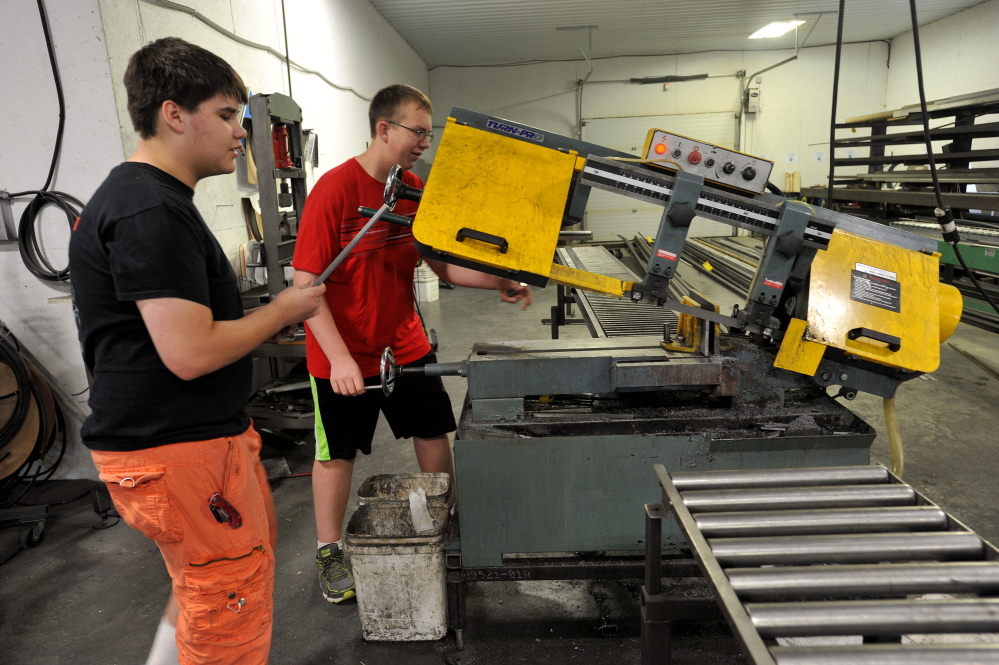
top-left (292, 84), bottom-right (531, 603)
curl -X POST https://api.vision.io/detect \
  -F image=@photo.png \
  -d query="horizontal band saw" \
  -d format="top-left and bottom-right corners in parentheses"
top-left (396, 108), bottom-right (964, 567)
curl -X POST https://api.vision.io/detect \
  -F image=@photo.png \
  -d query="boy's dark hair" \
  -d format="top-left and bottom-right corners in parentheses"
top-left (124, 37), bottom-right (248, 139)
top-left (368, 84), bottom-right (433, 137)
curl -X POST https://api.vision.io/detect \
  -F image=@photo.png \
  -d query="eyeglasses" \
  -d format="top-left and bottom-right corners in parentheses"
top-left (388, 121), bottom-right (435, 143)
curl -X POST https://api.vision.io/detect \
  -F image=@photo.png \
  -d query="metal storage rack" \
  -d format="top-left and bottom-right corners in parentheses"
top-left (643, 463), bottom-right (999, 665)
top-left (802, 88), bottom-right (999, 220)
top-left (247, 92), bottom-right (308, 302)
top-left (243, 93), bottom-right (312, 430)
top-left (802, 89), bottom-right (999, 333)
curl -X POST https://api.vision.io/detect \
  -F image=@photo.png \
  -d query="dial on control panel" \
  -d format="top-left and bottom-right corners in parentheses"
top-left (643, 129), bottom-right (774, 194)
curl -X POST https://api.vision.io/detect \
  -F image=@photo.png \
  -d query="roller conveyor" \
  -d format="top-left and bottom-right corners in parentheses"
top-left (649, 464), bottom-right (999, 665)
top-left (555, 245), bottom-right (679, 337)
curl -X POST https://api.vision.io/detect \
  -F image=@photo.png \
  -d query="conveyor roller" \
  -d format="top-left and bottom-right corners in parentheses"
top-left (769, 645), bottom-right (999, 665)
top-left (695, 506), bottom-right (948, 537)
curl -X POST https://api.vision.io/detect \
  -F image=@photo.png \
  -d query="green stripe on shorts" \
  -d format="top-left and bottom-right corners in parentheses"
top-left (310, 375), bottom-right (331, 461)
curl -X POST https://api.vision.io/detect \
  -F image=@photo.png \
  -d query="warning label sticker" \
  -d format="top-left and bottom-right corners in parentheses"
top-left (851, 270), bottom-right (901, 313)
top-left (763, 278), bottom-right (784, 290)
top-left (656, 249), bottom-right (678, 261)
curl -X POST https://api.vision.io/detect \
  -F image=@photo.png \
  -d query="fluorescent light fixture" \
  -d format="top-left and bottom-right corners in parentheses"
top-left (749, 21), bottom-right (806, 39)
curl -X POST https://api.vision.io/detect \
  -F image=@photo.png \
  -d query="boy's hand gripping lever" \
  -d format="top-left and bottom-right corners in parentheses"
top-left (364, 347), bottom-right (467, 397)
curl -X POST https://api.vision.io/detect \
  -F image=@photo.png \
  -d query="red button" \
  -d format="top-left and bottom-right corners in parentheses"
top-left (687, 148), bottom-right (702, 165)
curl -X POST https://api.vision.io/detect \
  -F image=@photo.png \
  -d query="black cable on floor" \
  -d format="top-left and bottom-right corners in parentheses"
top-left (92, 515), bottom-right (121, 530)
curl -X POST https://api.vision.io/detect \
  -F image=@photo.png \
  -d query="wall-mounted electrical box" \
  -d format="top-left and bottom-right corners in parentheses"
top-left (746, 86), bottom-right (761, 114)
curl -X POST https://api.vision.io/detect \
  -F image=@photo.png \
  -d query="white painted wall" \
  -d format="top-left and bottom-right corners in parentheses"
top-left (883, 0), bottom-right (999, 166)
top-left (886, 0), bottom-right (999, 110)
top-left (99, 0), bottom-right (430, 254)
top-left (2, 0), bottom-right (427, 477)
top-left (0, 0), bottom-right (124, 477)
top-left (429, 42), bottom-right (890, 240)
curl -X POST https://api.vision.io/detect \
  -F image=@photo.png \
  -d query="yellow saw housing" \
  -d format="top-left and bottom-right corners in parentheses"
top-left (414, 118), bottom-right (632, 297)
top-left (776, 229), bottom-right (961, 375)
top-left (416, 114), bottom-right (962, 381)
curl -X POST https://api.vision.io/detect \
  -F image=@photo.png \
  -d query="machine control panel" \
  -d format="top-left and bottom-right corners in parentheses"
top-left (643, 129), bottom-right (774, 195)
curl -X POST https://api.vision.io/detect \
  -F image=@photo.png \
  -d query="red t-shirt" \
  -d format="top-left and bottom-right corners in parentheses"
top-left (292, 158), bottom-right (430, 379)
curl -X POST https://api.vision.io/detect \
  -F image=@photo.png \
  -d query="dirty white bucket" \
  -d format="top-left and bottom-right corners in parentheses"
top-left (344, 502), bottom-right (450, 641)
top-left (356, 472), bottom-right (453, 508)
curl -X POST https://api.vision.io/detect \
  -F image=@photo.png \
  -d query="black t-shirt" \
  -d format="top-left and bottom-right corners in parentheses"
top-left (68, 162), bottom-right (251, 451)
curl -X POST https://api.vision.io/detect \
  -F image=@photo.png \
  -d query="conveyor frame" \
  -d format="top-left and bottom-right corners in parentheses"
top-left (643, 464), bottom-right (999, 665)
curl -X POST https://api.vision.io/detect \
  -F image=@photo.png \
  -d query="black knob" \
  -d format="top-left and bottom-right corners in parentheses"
top-left (722, 162), bottom-right (736, 175)
top-left (705, 158), bottom-right (715, 168)
top-left (742, 165), bottom-right (757, 180)
top-left (672, 148), bottom-right (682, 158)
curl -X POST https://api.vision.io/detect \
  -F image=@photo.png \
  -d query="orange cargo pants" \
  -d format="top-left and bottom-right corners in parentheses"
top-left (92, 425), bottom-right (277, 665)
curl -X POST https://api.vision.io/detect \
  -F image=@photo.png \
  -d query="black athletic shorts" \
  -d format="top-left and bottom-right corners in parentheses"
top-left (310, 352), bottom-right (456, 461)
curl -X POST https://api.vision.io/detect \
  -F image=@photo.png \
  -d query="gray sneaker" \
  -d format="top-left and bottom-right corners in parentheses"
top-left (316, 543), bottom-right (355, 603)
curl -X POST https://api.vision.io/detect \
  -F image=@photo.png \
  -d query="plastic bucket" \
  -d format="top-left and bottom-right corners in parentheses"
top-left (344, 502), bottom-right (450, 641)
top-left (356, 473), bottom-right (453, 508)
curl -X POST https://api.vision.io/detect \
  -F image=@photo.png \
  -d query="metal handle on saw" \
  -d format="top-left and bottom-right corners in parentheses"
top-left (455, 227), bottom-right (509, 254)
top-left (364, 346), bottom-right (468, 396)
top-left (362, 347), bottom-right (399, 396)
top-left (374, 346), bottom-right (398, 396)
top-left (358, 206), bottom-right (413, 227)
top-left (847, 327), bottom-right (902, 352)
top-left (315, 165), bottom-right (422, 284)
top-left (384, 164), bottom-right (423, 207)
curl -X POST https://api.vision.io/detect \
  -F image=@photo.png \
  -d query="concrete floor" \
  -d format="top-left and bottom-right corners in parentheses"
top-left (1, 263), bottom-right (997, 664)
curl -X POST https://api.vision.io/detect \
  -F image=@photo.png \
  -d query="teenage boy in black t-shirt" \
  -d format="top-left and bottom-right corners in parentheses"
top-left (68, 38), bottom-right (324, 665)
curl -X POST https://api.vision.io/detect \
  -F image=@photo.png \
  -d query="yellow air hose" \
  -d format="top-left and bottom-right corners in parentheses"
top-left (883, 396), bottom-right (903, 478)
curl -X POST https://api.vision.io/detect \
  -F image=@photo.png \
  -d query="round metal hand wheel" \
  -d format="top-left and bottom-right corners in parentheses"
top-left (383, 164), bottom-right (423, 209)
top-left (378, 346), bottom-right (397, 397)
top-left (383, 165), bottom-right (404, 211)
